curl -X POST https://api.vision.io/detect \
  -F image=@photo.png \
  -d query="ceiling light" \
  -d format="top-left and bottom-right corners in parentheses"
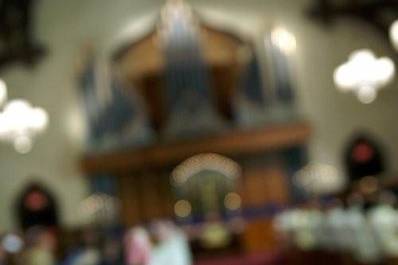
top-left (334, 49), bottom-right (395, 104)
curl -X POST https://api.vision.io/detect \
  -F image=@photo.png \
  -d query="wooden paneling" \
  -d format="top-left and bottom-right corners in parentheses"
top-left (117, 172), bottom-right (174, 225)
top-left (242, 219), bottom-right (278, 253)
top-left (117, 175), bottom-right (141, 226)
top-left (240, 167), bottom-right (289, 253)
top-left (139, 172), bottom-right (172, 221)
top-left (242, 167), bottom-right (289, 208)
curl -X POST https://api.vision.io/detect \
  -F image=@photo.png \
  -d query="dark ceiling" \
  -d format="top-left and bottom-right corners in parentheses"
top-left (308, 0), bottom-right (398, 45)
top-left (0, 0), bottom-right (45, 71)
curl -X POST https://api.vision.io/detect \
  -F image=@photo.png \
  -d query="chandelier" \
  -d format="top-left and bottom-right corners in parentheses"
top-left (0, 80), bottom-right (49, 153)
top-left (334, 50), bottom-right (395, 104)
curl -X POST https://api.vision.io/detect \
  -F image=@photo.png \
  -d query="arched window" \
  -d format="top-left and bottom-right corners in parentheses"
top-left (344, 133), bottom-right (385, 182)
top-left (15, 182), bottom-right (59, 231)
top-left (171, 153), bottom-right (242, 221)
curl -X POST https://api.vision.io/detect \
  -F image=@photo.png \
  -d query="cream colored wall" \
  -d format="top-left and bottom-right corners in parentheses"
top-left (0, 0), bottom-right (397, 229)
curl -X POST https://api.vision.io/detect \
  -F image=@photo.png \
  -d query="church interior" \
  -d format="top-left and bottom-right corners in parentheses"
top-left (1, 0), bottom-right (398, 264)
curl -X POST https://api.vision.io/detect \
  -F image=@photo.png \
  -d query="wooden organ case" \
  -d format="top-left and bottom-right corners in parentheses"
top-left (80, 0), bottom-right (311, 256)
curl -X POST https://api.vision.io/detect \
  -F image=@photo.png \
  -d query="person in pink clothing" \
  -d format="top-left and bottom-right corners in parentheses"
top-left (125, 227), bottom-right (152, 265)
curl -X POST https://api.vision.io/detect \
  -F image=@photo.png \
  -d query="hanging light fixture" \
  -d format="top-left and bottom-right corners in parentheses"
top-left (0, 80), bottom-right (49, 153)
top-left (0, 79), bottom-right (7, 106)
top-left (334, 49), bottom-right (395, 104)
top-left (390, 20), bottom-right (398, 51)
top-left (294, 163), bottom-right (346, 196)
top-left (270, 27), bottom-right (297, 55)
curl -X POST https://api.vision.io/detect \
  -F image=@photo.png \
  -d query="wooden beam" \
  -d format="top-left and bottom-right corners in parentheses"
top-left (81, 121), bottom-right (312, 175)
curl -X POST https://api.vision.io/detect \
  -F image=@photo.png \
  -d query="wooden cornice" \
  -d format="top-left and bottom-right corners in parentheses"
top-left (81, 121), bottom-right (312, 175)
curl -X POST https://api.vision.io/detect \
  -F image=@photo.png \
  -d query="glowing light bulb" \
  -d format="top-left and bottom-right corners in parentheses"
top-left (0, 79), bottom-right (7, 106)
top-left (174, 200), bottom-right (192, 218)
top-left (2, 234), bottom-right (23, 253)
top-left (334, 49), bottom-right (395, 104)
top-left (294, 163), bottom-right (345, 195)
top-left (271, 27), bottom-right (296, 54)
top-left (14, 136), bottom-right (32, 154)
top-left (224, 192), bottom-right (242, 211)
top-left (390, 20), bottom-right (398, 51)
top-left (31, 108), bottom-right (49, 131)
top-left (357, 86), bottom-right (377, 104)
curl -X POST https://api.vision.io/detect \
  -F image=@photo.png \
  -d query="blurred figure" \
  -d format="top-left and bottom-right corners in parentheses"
top-left (325, 199), bottom-right (347, 251)
top-left (61, 227), bottom-right (101, 265)
top-left (278, 206), bottom-right (320, 251)
top-left (99, 237), bottom-right (123, 265)
top-left (346, 197), bottom-right (381, 263)
top-left (0, 236), bottom-right (7, 265)
top-left (124, 227), bottom-right (152, 265)
top-left (150, 221), bottom-right (192, 265)
top-left (1, 232), bottom-right (25, 265)
top-left (368, 192), bottom-right (398, 258)
top-left (20, 226), bottom-right (56, 265)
